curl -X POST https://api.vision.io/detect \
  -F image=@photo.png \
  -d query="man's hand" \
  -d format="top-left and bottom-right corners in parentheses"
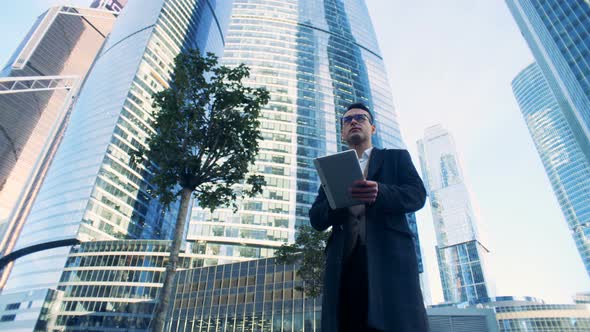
top-left (349, 180), bottom-right (378, 204)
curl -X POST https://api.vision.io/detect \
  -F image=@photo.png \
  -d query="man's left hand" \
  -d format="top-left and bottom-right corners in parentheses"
top-left (349, 180), bottom-right (379, 204)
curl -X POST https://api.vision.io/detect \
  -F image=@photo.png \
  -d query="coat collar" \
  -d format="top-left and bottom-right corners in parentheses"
top-left (366, 147), bottom-right (384, 180)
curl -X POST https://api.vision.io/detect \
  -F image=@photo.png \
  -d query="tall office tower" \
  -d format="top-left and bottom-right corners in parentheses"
top-left (506, 0), bottom-right (590, 277)
top-left (506, 0), bottom-right (590, 161)
top-left (512, 63), bottom-right (590, 276)
top-left (0, 6), bottom-right (119, 290)
top-left (417, 125), bottom-right (492, 304)
top-left (91, 0), bottom-right (128, 12)
top-left (186, 0), bottom-right (405, 267)
top-left (0, 1), bottom-right (231, 330)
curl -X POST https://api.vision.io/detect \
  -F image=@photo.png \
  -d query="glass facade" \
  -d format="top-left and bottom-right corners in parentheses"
top-left (0, 0), bottom-right (231, 329)
top-left (417, 125), bottom-right (492, 303)
top-left (186, 0), bottom-right (405, 267)
top-left (466, 296), bottom-right (590, 332)
top-left (512, 63), bottom-right (590, 277)
top-left (0, 6), bottom-right (119, 291)
top-left (91, 0), bottom-right (129, 12)
top-left (406, 212), bottom-right (425, 274)
top-left (574, 292), bottom-right (590, 304)
top-left (166, 258), bottom-right (500, 332)
top-left (165, 257), bottom-right (321, 332)
top-left (0, 76), bottom-right (78, 253)
top-left (506, 0), bottom-right (590, 161)
top-left (0, 240), bottom-right (200, 331)
top-left (51, 240), bottom-right (199, 331)
top-left (506, 0), bottom-right (590, 276)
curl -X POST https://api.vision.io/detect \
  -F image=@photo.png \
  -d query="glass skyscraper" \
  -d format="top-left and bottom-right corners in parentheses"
top-left (0, 1), bottom-right (231, 330)
top-left (506, 0), bottom-right (590, 277)
top-left (0, 6), bottom-right (119, 290)
top-left (417, 125), bottom-right (493, 304)
top-left (512, 63), bottom-right (590, 277)
top-left (0, 0), bottom-right (421, 329)
top-left (186, 0), bottom-right (405, 268)
top-left (91, 0), bottom-right (129, 12)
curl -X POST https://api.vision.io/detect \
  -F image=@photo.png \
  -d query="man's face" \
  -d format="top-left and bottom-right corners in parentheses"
top-left (341, 108), bottom-right (376, 146)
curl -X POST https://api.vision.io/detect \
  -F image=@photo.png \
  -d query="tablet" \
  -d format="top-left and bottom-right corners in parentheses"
top-left (313, 149), bottom-right (364, 209)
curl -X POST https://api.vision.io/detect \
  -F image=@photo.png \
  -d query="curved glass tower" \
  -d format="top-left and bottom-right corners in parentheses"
top-left (0, 0), bottom-right (232, 330)
top-left (506, 0), bottom-right (590, 164)
top-left (512, 63), bottom-right (590, 276)
top-left (186, 0), bottom-right (404, 266)
top-left (506, 0), bottom-right (590, 277)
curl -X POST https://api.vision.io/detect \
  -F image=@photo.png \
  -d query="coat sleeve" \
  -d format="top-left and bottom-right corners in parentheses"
top-left (309, 185), bottom-right (348, 232)
top-left (374, 150), bottom-right (427, 214)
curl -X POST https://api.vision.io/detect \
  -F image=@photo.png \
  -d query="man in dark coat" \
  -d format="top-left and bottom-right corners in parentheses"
top-left (309, 102), bottom-right (430, 332)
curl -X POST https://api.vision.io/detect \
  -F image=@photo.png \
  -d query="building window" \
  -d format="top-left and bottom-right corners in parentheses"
top-left (4, 303), bottom-right (20, 311)
top-left (0, 315), bottom-right (16, 322)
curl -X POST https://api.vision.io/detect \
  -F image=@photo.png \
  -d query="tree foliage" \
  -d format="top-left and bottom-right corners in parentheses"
top-left (130, 49), bottom-right (269, 331)
top-left (132, 49), bottom-right (270, 212)
top-left (275, 225), bottom-right (330, 298)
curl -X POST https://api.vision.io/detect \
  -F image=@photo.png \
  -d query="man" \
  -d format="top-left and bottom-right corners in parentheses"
top-left (309, 102), bottom-right (429, 332)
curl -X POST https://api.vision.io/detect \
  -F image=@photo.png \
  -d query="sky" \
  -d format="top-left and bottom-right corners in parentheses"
top-left (367, 0), bottom-right (589, 304)
top-left (0, 0), bottom-right (587, 305)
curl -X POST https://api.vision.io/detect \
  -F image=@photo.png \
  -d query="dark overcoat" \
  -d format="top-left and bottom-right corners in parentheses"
top-left (309, 148), bottom-right (429, 332)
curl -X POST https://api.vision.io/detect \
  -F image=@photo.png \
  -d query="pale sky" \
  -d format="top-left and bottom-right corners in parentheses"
top-left (367, 0), bottom-right (589, 304)
top-left (1, 0), bottom-right (587, 305)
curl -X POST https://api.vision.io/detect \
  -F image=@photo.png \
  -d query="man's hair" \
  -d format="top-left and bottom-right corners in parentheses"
top-left (344, 102), bottom-right (374, 124)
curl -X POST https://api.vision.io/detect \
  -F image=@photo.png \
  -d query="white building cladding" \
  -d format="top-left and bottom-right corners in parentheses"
top-left (186, 0), bottom-right (405, 267)
top-left (417, 125), bottom-right (493, 304)
top-left (0, 0), bottom-right (231, 330)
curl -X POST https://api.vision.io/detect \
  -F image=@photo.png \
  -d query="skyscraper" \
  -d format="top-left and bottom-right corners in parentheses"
top-left (91, 0), bottom-right (129, 12)
top-left (0, 1), bottom-right (231, 330)
top-left (417, 125), bottom-right (493, 303)
top-left (0, 6), bottom-right (119, 290)
top-left (512, 63), bottom-right (590, 276)
top-left (0, 0), bottom-right (421, 329)
top-left (185, 0), bottom-right (406, 267)
top-left (505, 0), bottom-right (590, 277)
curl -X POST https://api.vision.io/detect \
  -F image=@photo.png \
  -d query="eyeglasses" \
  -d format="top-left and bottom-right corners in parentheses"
top-left (341, 114), bottom-right (371, 125)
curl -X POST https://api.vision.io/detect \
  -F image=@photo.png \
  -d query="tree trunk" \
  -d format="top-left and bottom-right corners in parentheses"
top-left (150, 187), bottom-right (193, 331)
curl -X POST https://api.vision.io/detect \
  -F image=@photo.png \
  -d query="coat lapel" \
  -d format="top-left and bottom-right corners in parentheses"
top-left (366, 147), bottom-right (384, 181)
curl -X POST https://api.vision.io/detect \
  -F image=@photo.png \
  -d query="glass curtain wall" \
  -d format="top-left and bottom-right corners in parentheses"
top-left (186, 0), bottom-right (404, 267)
top-left (512, 63), bottom-right (590, 277)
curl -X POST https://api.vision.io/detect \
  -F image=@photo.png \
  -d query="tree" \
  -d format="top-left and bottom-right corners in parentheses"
top-left (131, 49), bottom-right (269, 331)
top-left (274, 224), bottom-right (330, 298)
